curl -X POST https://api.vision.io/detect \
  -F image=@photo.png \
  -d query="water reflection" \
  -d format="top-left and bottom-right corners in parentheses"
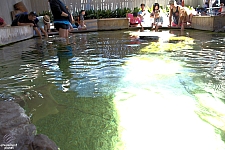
top-left (0, 30), bottom-right (225, 149)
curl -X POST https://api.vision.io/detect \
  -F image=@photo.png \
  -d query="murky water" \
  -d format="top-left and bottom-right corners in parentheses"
top-left (0, 30), bottom-right (225, 150)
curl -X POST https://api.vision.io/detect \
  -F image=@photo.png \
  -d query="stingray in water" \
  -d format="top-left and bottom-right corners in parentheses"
top-left (17, 84), bottom-right (66, 124)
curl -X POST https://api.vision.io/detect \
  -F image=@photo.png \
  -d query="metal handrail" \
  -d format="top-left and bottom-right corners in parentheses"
top-left (206, 7), bottom-right (220, 16)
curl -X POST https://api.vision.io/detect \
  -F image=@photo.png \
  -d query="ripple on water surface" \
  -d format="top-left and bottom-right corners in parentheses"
top-left (1, 30), bottom-right (225, 150)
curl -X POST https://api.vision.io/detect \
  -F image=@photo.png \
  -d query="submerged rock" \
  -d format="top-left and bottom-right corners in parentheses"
top-left (0, 101), bottom-right (59, 150)
top-left (32, 134), bottom-right (59, 150)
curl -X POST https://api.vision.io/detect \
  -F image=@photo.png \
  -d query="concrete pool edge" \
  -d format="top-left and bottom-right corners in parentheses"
top-left (0, 26), bottom-right (34, 46)
top-left (192, 15), bottom-right (225, 31)
top-left (0, 18), bottom-right (129, 46)
top-left (1, 16), bottom-right (225, 46)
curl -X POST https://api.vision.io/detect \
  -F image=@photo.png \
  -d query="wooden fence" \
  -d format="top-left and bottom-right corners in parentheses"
top-left (0, 0), bottom-right (203, 24)
top-left (31, 0), bottom-right (203, 14)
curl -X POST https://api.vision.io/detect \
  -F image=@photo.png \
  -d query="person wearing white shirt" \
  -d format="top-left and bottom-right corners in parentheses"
top-left (138, 3), bottom-right (152, 27)
top-left (36, 15), bottom-right (50, 38)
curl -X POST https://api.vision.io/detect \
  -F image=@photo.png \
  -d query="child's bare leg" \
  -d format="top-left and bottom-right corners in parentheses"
top-left (180, 16), bottom-right (185, 31)
top-left (155, 25), bottom-right (159, 31)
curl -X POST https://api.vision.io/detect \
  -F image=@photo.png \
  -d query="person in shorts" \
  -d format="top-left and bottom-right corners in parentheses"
top-left (49, 0), bottom-right (71, 44)
top-left (168, 0), bottom-right (188, 31)
top-left (151, 3), bottom-right (163, 31)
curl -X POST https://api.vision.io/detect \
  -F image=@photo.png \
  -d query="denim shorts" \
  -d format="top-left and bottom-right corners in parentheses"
top-left (54, 23), bottom-right (69, 30)
top-left (155, 17), bottom-right (163, 23)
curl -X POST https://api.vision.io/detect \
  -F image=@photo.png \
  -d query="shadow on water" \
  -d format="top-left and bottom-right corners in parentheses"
top-left (21, 36), bottom-right (127, 149)
top-left (1, 30), bottom-right (225, 149)
top-left (33, 43), bottom-right (123, 150)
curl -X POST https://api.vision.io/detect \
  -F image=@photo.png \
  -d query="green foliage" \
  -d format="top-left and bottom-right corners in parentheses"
top-left (38, 11), bottom-right (53, 22)
top-left (133, 7), bottom-right (140, 13)
top-left (83, 6), bottom-right (174, 19)
top-left (146, 5), bottom-right (153, 13)
top-left (37, 6), bottom-right (171, 21)
top-left (185, 5), bottom-right (195, 10)
top-left (84, 9), bottom-right (98, 19)
top-left (115, 7), bottom-right (132, 17)
top-left (162, 5), bottom-right (170, 13)
top-left (84, 7), bottom-right (133, 19)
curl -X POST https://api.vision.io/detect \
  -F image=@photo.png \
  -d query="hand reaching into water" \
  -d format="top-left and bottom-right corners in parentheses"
top-left (29, 23), bottom-right (34, 27)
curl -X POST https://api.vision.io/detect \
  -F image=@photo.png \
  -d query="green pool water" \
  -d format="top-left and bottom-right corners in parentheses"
top-left (0, 29), bottom-right (225, 150)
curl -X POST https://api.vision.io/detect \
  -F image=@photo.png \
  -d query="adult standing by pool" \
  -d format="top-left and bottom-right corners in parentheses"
top-left (168, 0), bottom-right (187, 30)
top-left (49, 0), bottom-right (71, 44)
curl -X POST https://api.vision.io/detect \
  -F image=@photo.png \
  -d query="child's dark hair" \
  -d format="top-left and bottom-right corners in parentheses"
top-left (80, 10), bottom-right (85, 14)
top-left (29, 11), bottom-right (38, 17)
top-left (133, 12), bottom-right (138, 17)
top-left (153, 3), bottom-right (160, 12)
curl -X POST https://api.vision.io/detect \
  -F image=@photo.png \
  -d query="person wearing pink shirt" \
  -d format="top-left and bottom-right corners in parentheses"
top-left (0, 17), bottom-right (7, 27)
top-left (129, 12), bottom-right (144, 31)
top-left (219, 3), bottom-right (225, 15)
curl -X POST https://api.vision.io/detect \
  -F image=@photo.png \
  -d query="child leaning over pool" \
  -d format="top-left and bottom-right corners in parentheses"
top-left (129, 12), bottom-right (144, 31)
top-left (78, 10), bottom-right (86, 30)
top-left (151, 3), bottom-right (163, 31)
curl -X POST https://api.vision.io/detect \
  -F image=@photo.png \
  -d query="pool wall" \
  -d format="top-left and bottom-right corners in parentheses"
top-left (0, 26), bottom-right (33, 46)
top-left (0, 18), bottom-right (129, 46)
top-left (97, 18), bottom-right (129, 30)
top-left (85, 18), bottom-right (129, 31)
top-left (1, 16), bottom-right (224, 46)
top-left (192, 15), bottom-right (225, 31)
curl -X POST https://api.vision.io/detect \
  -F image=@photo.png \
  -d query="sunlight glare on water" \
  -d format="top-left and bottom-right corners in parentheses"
top-left (1, 30), bottom-right (225, 150)
top-left (113, 55), bottom-right (225, 150)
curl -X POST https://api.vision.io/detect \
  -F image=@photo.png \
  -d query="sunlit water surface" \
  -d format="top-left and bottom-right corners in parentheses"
top-left (0, 30), bottom-right (225, 150)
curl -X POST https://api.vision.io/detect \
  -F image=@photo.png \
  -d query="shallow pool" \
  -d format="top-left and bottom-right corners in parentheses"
top-left (0, 29), bottom-right (225, 150)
